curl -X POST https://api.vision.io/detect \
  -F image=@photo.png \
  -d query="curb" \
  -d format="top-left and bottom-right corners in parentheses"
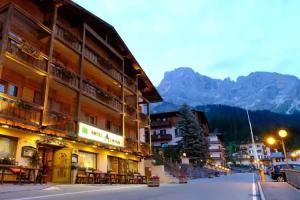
top-left (257, 182), bottom-right (266, 200)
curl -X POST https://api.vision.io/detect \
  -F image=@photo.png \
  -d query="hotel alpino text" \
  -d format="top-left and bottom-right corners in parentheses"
top-left (0, 0), bottom-right (161, 183)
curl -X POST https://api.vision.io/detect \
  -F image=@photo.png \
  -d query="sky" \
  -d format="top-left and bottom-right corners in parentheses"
top-left (74, 0), bottom-right (300, 86)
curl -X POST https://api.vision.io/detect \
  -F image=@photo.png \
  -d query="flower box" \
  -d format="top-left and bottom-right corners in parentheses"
top-left (179, 175), bottom-right (188, 184)
top-left (147, 176), bottom-right (160, 187)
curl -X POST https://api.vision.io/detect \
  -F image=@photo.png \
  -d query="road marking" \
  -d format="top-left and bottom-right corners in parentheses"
top-left (252, 173), bottom-right (258, 200)
top-left (257, 181), bottom-right (266, 200)
top-left (7, 185), bottom-right (145, 200)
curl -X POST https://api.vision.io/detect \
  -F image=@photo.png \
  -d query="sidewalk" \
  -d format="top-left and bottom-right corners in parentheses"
top-left (0, 184), bottom-right (53, 193)
top-left (261, 182), bottom-right (300, 200)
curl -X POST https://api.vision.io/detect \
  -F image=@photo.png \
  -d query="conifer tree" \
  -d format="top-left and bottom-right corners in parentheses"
top-left (177, 104), bottom-right (208, 166)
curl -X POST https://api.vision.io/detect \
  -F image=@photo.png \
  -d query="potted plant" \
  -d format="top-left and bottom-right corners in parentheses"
top-left (71, 163), bottom-right (78, 184)
top-left (147, 176), bottom-right (160, 187)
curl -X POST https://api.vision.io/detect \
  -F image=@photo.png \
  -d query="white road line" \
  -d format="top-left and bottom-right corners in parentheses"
top-left (7, 185), bottom-right (145, 200)
top-left (252, 173), bottom-right (258, 200)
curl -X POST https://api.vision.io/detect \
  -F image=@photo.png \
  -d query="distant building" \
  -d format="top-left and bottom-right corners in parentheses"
top-left (235, 140), bottom-right (271, 166)
top-left (150, 111), bottom-right (209, 148)
top-left (270, 152), bottom-right (300, 166)
top-left (208, 133), bottom-right (226, 166)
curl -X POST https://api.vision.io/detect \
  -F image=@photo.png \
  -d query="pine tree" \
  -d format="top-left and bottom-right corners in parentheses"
top-left (177, 104), bottom-right (208, 166)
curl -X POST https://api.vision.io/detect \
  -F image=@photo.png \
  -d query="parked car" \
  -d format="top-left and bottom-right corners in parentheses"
top-left (270, 164), bottom-right (300, 182)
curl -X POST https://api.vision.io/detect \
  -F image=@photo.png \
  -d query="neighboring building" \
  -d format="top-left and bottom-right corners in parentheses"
top-left (0, 0), bottom-right (162, 183)
top-left (208, 133), bottom-right (226, 166)
top-left (236, 140), bottom-right (271, 166)
top-left (150, 111), bottom-right (209, 147)
top-left (270, 152), bottom-right (300, 166)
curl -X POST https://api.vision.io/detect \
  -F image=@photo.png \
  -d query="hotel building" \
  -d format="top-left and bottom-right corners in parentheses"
top-left (208, 133), bottom-right (226, 166)
top-left (0, 0), bottom-right (161, 183)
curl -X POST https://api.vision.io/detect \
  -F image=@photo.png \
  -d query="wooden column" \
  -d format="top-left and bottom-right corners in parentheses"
top-left (121, 60), bottom-right (125, 141)
top-left (75, 23), bottom-right (86, 133)
top-left (40, 4), bottom-right (58, 126)
top-left (0, 4), bottom-right (14, 79)
top-left (136, 75), bottom-right (140, 152)
top-left (147, 102), bottom-right (152, 155)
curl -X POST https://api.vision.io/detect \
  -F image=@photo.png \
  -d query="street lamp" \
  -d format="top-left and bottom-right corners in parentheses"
top-left (266, 137), bottom-right (276, 145)
top-left (278, 129), bottom-right (288, 167)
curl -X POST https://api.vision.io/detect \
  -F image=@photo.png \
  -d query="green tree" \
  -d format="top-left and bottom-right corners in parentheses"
top-left (177, 104), bottom-right (208, 166)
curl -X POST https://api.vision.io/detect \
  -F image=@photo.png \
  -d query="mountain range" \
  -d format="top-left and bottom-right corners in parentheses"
top-left (156, 67), bottom-right (300, 114)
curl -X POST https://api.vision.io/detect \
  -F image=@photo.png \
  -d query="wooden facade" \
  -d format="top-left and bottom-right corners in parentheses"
top-left (0, 0), bottom-right (161, 159)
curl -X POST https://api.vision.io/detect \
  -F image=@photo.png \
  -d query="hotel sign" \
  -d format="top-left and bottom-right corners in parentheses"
top-left (78, 122), bottom-right (124, 147)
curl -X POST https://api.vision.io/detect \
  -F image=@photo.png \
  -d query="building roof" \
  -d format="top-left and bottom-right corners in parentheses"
top-left (270, 152), bottom-right (284, 158)
top-left (33, 0), bottom-right (162, 103)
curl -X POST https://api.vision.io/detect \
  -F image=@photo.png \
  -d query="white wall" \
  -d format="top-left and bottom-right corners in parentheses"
top-left (151, 127), bottom-right (181, 146)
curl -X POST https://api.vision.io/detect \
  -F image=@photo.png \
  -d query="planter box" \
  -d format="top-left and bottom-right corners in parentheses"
top-left (148, 178), bottom-right (160, 187)
top-left (179, 176), bottom-right (188, 184)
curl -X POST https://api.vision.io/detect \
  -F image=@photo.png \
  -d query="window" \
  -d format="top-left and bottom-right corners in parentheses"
top-left (160, 129), bottom-right (166, 135)
top-left (249, 150), bottom-right (252, 154)
top-left (257, 150), bottom-right (262, 153)
top-left (0, 135), bottom-right (17, 159)
top-left (248, 145), bottom-right (252, 148)
top-left (8, 84), bottom-right (18, 97)
top-left (153, 130), bottom-right (157, 135)
top-left (128, 160), bottom-right (138, 173)
top-left (85, 113), bottom-right (97, 126)
top-left (78, 151), bottom-right (96, 169)
top-left (257, 145), bottom-right (261, 147)
top-left (105, 120), bottom-right (111, 130)
top-left (175, 129), bottom-right (181, 137)
top-left (0, 81), bottom-right (7, 93)
top-left (33, 91), bottom-right (42, 105)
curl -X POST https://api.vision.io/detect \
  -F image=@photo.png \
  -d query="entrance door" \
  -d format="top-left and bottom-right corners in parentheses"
top-left (38, 147), bottom-right (54, 183)
top-left (52, 148), bottom-right (72, 183)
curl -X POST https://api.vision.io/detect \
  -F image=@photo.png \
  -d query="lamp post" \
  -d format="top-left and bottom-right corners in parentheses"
top-left (266, 129), bottom-right (289, 167)
top-left (278, 130), bottom-right (288, 167)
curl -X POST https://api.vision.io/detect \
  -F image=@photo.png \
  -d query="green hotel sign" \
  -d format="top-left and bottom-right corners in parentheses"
top-left (78, 122), bottom-right (124, 147)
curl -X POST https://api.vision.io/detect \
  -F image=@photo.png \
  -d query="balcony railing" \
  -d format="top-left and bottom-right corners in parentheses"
top-left (139, 112), bottom-right (149, 125)
top-left (151, 134), bottom-right (172, 142)
top-left (125, 138), bottom-right (138, 152)
top-left (55, 25), bottom-right (82, 53)
top-left (50, 62), bottom-right (79, 89)
top-left (43, 111), bottom-right (76, 135)
top-left (0, 99), bottom-right (41, 126)
top-left (82, 80), bottom-right (122, 111)
top-left (125, 104), bottom-right (136, 118)
top-left (124, 75), bottom-right (137, 92)
top-left (151, 120), bottom-right (172, 128)
top-left (84, 47), bottom-right (122, 82)
top-left (140, 143), bottom-right (151, 156)
top-left (6, 35), bottom-right (48, 72)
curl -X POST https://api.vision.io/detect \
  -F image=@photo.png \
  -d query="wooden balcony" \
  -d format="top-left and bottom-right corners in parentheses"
top-left (140, 143), bottom-right (151, 156)
top-left (0, 98), bottom-right (41, 126)
top-left (50, 62), bottom-right (79, 89)
top-left (150, 120), bottom-right (173, 128)
top-left (84, 47), bottom-right (122, 83)
top-left (125, 104), bottom-right (136, 118)
top-left (55, 25), bottom-right (82, 53)
top-left (43, 111), bottom-right (76, 136)
top-left (125, 138), bottom-right (138, 153)
top-left (82, 80), bottom-right (122, 111)
top-left (151, 134), bottom-right (172, 142)
top-left (124, 74), bottom-right (137, 92)
top-left (139, 112), bottom-right (149, 126)
top-left (6, 34), bottom-right (48, 72)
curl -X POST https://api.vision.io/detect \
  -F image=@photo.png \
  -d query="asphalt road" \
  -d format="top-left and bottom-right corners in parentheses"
top-left (1, 173), bottom-right (259, 200)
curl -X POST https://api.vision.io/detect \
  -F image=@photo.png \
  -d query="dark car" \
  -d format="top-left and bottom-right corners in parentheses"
top-left (270, 164), bottom-right (300, 182)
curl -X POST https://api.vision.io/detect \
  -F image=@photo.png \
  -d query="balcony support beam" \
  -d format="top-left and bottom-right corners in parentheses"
top-left (40, 4), bottom-right (58, 126)
top-left (0, 4), bottom-right (14, 79)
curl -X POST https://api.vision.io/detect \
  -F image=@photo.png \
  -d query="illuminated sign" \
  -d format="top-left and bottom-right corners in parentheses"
top-left (78, 122), bottom-right (124, 147)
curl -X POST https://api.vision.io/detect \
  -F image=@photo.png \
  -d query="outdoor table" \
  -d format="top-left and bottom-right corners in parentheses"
top-left (86, 171), bottom-right (96, 184)
top-left (117, 174), bottom-right (127, 184)
top-left (137, 175), bottom-right (147, 184)
top-left (94, 172), bottom-right (106, 184)
top-left (0, 164), bottom-right (38, 184)
top-left (106, 172), bottom-right (118, 184)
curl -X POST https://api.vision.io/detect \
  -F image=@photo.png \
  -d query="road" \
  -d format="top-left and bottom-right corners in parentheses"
top-left (1, 173), bottom-right (259, 200)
